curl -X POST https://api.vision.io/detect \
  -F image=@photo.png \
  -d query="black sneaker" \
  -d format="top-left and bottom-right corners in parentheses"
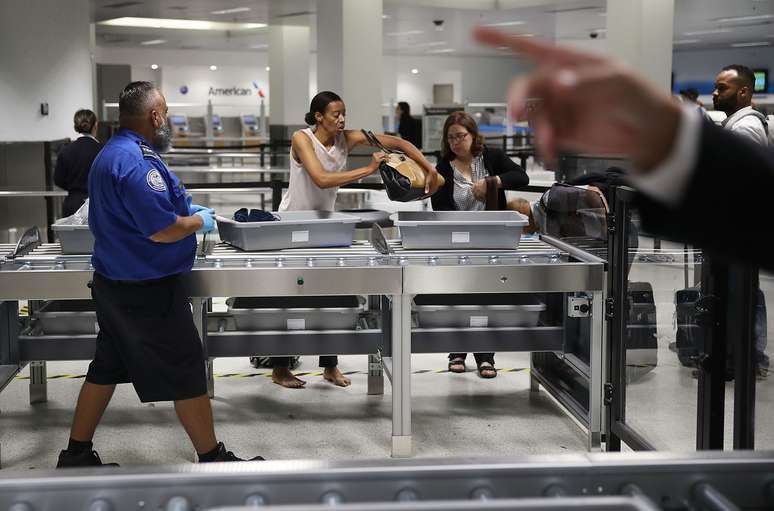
top-left (202, 442), bottom-right (264, 462)
top-left (57, 449), bottom-right (119, 468)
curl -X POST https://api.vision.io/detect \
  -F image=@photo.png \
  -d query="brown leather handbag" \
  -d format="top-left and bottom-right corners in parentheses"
top-left (362, 130), bottom-right (445, 202)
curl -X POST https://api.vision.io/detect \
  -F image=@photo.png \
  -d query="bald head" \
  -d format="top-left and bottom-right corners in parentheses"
top-left (118, 81), bottom-right (170, 150)
top-left (119, 81), bottom-right (163, 117)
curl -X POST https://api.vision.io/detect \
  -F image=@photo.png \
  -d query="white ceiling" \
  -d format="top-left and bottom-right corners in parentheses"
top-left (91, 0), bottom-right (774, 55)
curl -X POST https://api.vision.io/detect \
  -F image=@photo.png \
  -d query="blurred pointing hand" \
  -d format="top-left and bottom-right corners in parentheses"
top-left (473, 26), bottom-right (681, 172)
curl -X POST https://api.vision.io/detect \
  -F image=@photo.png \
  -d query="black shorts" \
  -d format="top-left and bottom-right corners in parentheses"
top-left (85, 272), bottom-right (207, 403)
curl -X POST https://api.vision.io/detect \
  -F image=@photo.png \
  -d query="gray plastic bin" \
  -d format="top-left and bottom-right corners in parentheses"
top-left (414, 294), bottom-right (545, 328)
top-left (226, 296), bottom-right (364, 331)
top-left (216, 211), bottom-right (359, 251)
top-left (35, 300), bottom-right (98, 335)
top-left (52, 224), bottom-right (94, 254)
top-left (393, 211), bottom-right (527, 250)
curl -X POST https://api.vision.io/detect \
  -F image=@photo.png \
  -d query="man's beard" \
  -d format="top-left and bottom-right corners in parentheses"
top-left (152, 122), bottom-right (172, 151)
top-left (713, 97), bottom-right (738, 115)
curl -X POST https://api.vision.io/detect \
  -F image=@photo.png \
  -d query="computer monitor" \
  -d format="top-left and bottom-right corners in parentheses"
top-left (169, 114), bottom-right (187, 126)
top-left (242, 114), bottom-right (257, 125)
top-left (212, 115), bottom-right (221, 125)
top-left (753, 69), bottom-right (768, 93)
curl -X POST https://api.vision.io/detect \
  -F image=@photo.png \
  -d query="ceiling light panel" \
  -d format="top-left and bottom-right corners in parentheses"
top-left (482, 21), bottom-right (525, 27)
top-left (716, 14), bottom-right (774, 23)
top-left (140, 39), bottom-right (166, 45)
top-left (211, 7), bottom-right (251, 15)
top-left (386, 30), bottom-right (425, 36)
top-left (683, 28), bottom-right (731, 36)
top-left (413, 41), bottom-right (448, 47)
top-left (730, 41), bottom-right (771, 47)
top-left (98, 17), bottom-right (266, 31)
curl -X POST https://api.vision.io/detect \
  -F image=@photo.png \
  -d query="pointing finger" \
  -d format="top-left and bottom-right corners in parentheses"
top-left (473, 26), bottom-right (604, 66)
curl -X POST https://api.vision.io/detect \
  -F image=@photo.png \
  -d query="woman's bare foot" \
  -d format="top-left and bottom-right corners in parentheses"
top-left (323, 366), bottom-right (351, 387)
top-left (272, 367), bottom-right (306, 388)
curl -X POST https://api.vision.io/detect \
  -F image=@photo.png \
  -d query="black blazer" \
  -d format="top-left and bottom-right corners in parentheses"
top-left (431, 146), bottom-right (529, 211)
top-left (54, 136), bottom-right (102, 193)
top-left (635, 120), bottom-right (774, 271)
top-left (398, 116), bottom-right (422, 149)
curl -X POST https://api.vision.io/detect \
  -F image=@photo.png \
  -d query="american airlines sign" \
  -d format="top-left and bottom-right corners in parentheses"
top-left (208, 86), bottom-right (252, 96)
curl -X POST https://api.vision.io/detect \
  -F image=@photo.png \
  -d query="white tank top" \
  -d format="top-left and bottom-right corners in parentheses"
top-left (278, 128), bottom-right (348, 212)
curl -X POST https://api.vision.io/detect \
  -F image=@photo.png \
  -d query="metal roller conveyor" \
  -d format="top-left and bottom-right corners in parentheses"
top-left (0, 451), bottom-right (771, 510)
top-left (0, 235), bottom-right (606, 459)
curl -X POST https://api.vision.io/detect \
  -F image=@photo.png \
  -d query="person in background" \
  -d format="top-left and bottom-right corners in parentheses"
top-left (713, 64), bottom-right (770, 147)
top-left (396, 101), bottom-right (422, 149)
top-left (679, 88), bottom-right (701, 106)
top-left (54, 109), bottom-right (102, 216)
top-left (678, 88), bottom-right (711, 121)
top-left (713, 64), bottom-right (770, 378)
top-left (431, 110), bottom-right (529, 378)
top-left (478, 107), bottom-right (496, 126)
top-left (272, 91), bottom-right (440, 389)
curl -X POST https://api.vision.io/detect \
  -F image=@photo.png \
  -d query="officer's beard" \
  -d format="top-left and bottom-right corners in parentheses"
top-left (152, 122), bottom-right (172, 152)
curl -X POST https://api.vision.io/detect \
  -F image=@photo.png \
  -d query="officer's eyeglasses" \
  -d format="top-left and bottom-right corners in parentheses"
top-left (447, 133), bottom-right (469, 143)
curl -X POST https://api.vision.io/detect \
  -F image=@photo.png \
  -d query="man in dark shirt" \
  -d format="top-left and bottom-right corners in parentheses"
top-left (54, 109), bottom-right (103, 216)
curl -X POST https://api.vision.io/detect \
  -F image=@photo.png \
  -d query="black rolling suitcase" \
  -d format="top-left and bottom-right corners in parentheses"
top-left (674, 287), bottom-right (703, 367)
top-left (628, 282), bottom-right (657, 350)
top-left (626, 282), bottom-right (658, 377)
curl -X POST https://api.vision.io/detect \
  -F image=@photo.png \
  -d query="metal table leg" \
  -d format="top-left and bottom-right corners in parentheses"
top-left (588, 290), bottom-right (604, 451)
top-left (29, 360), bottom-right (47, 404)
top-left (529, 356), bottom-right (540, 393)
top-left (391, 294), bottom-right (412, 458)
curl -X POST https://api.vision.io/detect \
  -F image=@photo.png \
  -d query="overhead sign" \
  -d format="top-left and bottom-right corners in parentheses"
top-left (208, 86), bottom-right (253, 96)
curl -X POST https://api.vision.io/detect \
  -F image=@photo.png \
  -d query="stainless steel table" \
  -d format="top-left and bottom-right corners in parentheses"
top-left (0, 237), bottom-right (605, 460)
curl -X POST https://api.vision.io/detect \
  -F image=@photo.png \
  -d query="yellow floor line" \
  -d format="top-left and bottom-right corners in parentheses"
top-left (14, 368), bottom-right (530, 380)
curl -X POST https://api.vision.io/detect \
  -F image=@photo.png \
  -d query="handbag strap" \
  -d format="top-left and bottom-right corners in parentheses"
top-left (484, 175), bottom-right (499, 210)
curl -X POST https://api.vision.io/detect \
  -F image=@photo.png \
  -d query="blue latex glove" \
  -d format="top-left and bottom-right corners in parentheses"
top-left (190, 203), bottom-right (210, 215)
top-left (194, 208), bottom-right (215, 234)
top-left (186, 194), bottom-right (210, 215)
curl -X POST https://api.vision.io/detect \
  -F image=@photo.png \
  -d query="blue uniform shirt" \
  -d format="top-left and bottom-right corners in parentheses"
top-left (88, 128), bottom-right (196, 280)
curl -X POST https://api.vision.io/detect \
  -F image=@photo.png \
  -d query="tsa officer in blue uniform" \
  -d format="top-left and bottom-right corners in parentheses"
top-left (57, 81), bottom-right (263, 467)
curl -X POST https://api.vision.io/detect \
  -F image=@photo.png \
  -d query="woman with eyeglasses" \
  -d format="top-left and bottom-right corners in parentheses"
top-left (431, 110), bottom-right (529, 378)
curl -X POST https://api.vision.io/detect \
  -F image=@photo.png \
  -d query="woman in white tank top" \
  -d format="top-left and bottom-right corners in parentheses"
top-left (279, 91), bottom-right (440, 212)
top-left (272, 91), bottom-right (441, 389)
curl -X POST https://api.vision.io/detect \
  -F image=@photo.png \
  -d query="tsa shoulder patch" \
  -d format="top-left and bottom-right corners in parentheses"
top-left (140, 144), bottom-right (157, 159)
top-left (146, 169), bottom-right (167, 192)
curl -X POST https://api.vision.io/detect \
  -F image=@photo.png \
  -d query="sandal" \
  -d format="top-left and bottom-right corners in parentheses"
top-left (477, 361), bottom-right (497, 379)
top-left (448, 357), bottom-right (466, 373)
